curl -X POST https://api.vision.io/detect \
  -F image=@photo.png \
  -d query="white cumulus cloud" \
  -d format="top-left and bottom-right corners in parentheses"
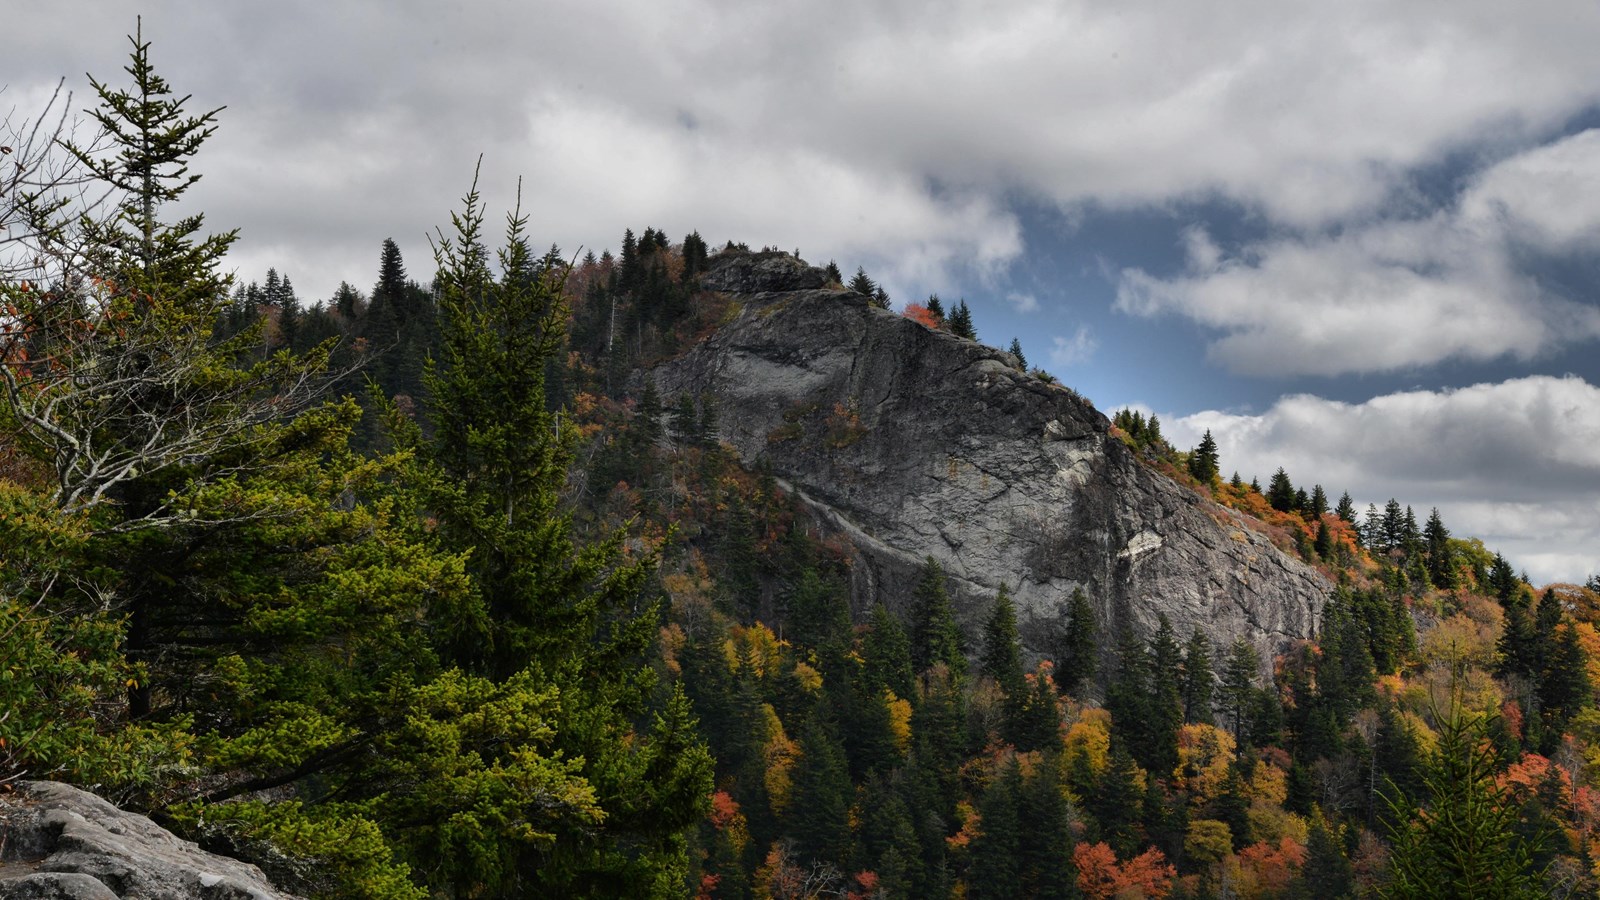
top-left (10, 0), bottom-right (1600, 297)
top-left (1163, 375), bottom-right (1600, 584)
top-left (1007, 292), bottom-right (1040, 313)
top-left (1116, 130), bottom-right (1600, 376)
top-left (1049, 325), bottom-right (1098, 366)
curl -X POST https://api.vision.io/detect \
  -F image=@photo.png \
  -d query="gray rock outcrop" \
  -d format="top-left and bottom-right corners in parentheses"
top-left (655, 252), bottom-right (1331, 671)
top-left (0, 781), bottom-right (296, 900)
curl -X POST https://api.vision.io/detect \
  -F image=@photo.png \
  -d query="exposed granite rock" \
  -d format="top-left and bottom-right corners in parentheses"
top-left (699, 249), bottom-right (829, 294)
top-left (0, 782), bottom-right (296, 900)
top-left (655, 260), bottom-right (1331, 676)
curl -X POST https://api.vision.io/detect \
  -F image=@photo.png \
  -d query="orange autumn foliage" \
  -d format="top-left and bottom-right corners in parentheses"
top-left (709, 790), bottom-right (742, 829)
top-left (1228, 838), bottom-right (1307, 898)
top-left (1074, 842), bottom-right (1175, 899)
top-left (846, 871), bottom-right (879, 900)
top-left (902, 303), bottom-right (941, 329)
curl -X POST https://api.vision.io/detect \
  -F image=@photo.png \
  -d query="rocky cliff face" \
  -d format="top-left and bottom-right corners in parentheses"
top-left (655, 251), bottom-right (1331, 673)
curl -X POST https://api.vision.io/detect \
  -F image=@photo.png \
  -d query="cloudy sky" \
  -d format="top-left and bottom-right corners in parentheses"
top-left (6, 1), bottom-right (1599, 583)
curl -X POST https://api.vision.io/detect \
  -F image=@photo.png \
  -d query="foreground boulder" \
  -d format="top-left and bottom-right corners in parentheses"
top-left (0, 782), bottom-right (295, 900)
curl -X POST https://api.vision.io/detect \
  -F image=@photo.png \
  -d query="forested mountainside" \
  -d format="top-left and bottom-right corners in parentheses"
top-left (6, 31), bottom-right (1600, 900)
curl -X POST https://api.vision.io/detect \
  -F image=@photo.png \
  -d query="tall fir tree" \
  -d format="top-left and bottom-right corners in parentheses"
top-left (948, 299), bottom-right (976, 340)
top-left (849, 266), bottom-right (877, 298)
top-left (1181, 628), bottom-right (1216, 725)
top-left (1424, 507), bottom-right (1457, 590)
top-left (1221, 638), bottom-right (1260, 749)
top-left (863, 602), bottom-right (916, 701)
top-left (1145, 614), bottom-right (1185, 774)
top-left (968, 757), bottom-right (1025, 900)
top-left (788, 708), bottom-right (854, 866)
top-left (1267, 468), bottom-right (1296, 512)
top-left (1188, 430), bottom-right (1220, 484)
top-left (1053, 587), bottom-right (1098, 695)
top-left (1385, 705), bottom-right (1547, 898)
top-left (1335, 491), bottom-right (1356, 522)
top-left (909, 558), bottom-right (965, 678)
top-left (401, 176), bottom-right (713, 893)
top-left (1308, 483), bottom-right (1328, 517)
top-left (981, 585), bottom-right (1026, 699)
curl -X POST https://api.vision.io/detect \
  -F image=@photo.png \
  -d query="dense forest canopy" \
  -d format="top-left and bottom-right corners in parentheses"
top-left (4, 26), bottom-right (1600, 900)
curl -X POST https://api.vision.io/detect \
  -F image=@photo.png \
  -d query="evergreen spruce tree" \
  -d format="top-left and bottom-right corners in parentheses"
top-left (981, 585), bottom-right (1026, 699)
top-left (1187, 430), bottom-right (1221, 484)
top-left (1336, 491), bottom-right (1356, 522)
top-left (968, 758), bottom-right (1024, 900)
top-left (1106, 624), bottom-right (1157, 768)
top-left (1145, 614), bottom-right (1185, 773)
top-left (948, 300), bottom-right (977, 340)
top-left (789, 709), bottom-right (854, 866)
top-left (69, 21), bottom-right (236, 310)
top-left (1211, 762), bottom-right (1253, 851)
top-left (1295, 816), bottom-right (1354, 899)
top-left (402, 177), bottom-right (713, 893)
top-left (1014, 663), bottom-right (1063, 753)
top-left (909, 666), bottom-right (967, 826)
top-left (1380, 499), bottom-right (1406, 552)
top-left (680, 230), bottom-right (708, 279)
top-left (1181, 628), bottom-right (1216, 725)
top-left (858, 774), bottom-right (922, 895)
top-left (909, 558), bottom-right (965, 678)
top-left (1385, 705), bottom-right (1547, 898)
top-left (1008, 337), bottom-right (1027, 370)
top-left (1496, 591), bottom-right (1538, 683)
top-left (1314, 519), bottom-right (1334, 560)
top-left (1310, 484), bottom-right (1329, 518)
top-left (1221, 638), bottom-right (1260, 748)
top-left (332, 280), bottom-right (364, 318)
top-left (1534, 593), bottom-right (1591, 751)
top-left (696, 393), bottom-right (720, 447)
top-left (1402, 505), bottom-right (1423, 556)
top-left (1267, 468), bottom-right (1296, 512)
top-left (1053, 587), bottom-right (1098, 695)
top-left (618, 228), bottom-right (641, 292)
top-left (1489, 552), bottom-right (1520, 604)
top-left (1424, 507), bottom-right (1457, 590)
top-left (636, 377), bottom-right (664, 445)
top-left (1316, 588), bottom-right (1378, 727)
top-left (1373, 701), bottom-right (1424, 828)
top-left (789, 568), bottom-right (850, 649)
top-left (863, 602), bottom-right (916, 701)
top-left (848, 266), bottom-right (877, 297)
top-left (14, 23), bottom-right (359, 729)
top-left (1018, 754), bottom-right (1077, 899)
top-left (366, 238), bottom-right (405, 340)
top-left (1091, 741), bottom-right (1146, 857)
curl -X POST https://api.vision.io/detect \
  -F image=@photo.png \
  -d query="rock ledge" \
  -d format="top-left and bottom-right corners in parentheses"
top-left (0, 782), bottom-right (296, 900)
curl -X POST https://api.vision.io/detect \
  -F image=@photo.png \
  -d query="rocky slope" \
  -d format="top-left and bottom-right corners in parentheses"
top-left (656, 251), bottom-right (1332, 672)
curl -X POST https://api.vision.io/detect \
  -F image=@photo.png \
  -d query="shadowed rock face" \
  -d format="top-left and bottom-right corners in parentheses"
top-left (654, 251), bottom-right (1331, 675)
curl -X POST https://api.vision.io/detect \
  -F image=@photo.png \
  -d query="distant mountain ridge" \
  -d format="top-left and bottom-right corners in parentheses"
top-left (655, 249), bottom-right (1332, 675)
